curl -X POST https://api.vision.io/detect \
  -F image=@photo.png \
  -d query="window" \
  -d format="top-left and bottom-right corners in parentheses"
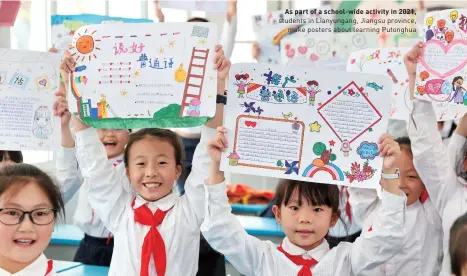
top-left (230, 0), bottom-right (267, 63)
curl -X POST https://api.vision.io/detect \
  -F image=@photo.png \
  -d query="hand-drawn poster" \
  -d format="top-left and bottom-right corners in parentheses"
top-left (280, 32), bottom-right (378, 71)
top-left (0, 49), bottom-right (61, 151)
top-left (348, 47), bottom-right (467, 121)
top-left (68, 23), bottom-right (218, 129)
top-left (51, 14), bottom-right (153, 50)
top-left (252, 8), bottom-right (332, 65)
top-left (220, 63), bottom-right (391, 188)
top-left (415, 9), bottom-right (467, 106)
top-left (159, 0), bottom-right (228, 13)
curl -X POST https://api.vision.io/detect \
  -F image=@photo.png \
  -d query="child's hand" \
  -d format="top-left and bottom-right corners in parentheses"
top-left (403, 41), bottom-right (423, 78)
top-left (54, 91), bottom-right (71, 127)
top-left (226, 0), bottom-right (238, 22)
top-left (214, 45), bottom-right (231, 82)
top-left (207, 127), bottom-right (228, 163)
top-left (60, 50), bottom-right (76, 82)
top-left (378, 134), bottom-right (400, 172)
top-left (252, 42), bottom-right (260, 60)
top-left (153, 0), bottom-right (164, 22)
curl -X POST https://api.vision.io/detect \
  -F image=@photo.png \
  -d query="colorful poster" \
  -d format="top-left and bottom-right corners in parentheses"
top-left (0, 49), bottom-right (61, 151)
top-left (220, 63), bottom-right (391, 188)
top-left (51, 14), bottom-right (153, 49)
top-left (252, 8), bottom-right (332, 65)
top-left (68, 23), bottom-right (218, 129)
top-left (415, 9), bottom-right (467, 106)
top-left (348, 47), bottom-right (467, 121)
top-left (159, 0), bottom-right (228, 12)
top-left (280, 32), bottom-right (378, 71)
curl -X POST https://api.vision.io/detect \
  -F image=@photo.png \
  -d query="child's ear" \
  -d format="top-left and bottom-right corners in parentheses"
top-left (272, 205), bottom-right (281, 224)
top-left (125, 167), bottom-right (130, 179)
top-left (175, 164), bottom-right (182, 180)
top-left (330, 210), bottom-right (340, 228)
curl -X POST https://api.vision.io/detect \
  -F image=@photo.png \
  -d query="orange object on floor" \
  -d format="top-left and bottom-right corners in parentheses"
top-left (226, 184), bottom-right (275, 205)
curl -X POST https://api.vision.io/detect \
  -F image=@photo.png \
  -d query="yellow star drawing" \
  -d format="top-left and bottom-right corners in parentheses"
top-left (209, 75), bottom-right (214, 81)
top-left (168, 41), bottom-right (175, 48)
top-left (199, 39), bottom-right (206, 45)
top-left (133, 71), bottom-right (141, 77)
top-left (159, 47), bottom-right (164, 54)
top-left (208, 94), bottom-right (214, 99)
top-left (121, 90), bottom-right (128, 96)
top-left (309, 121), bottom-right (321, 133)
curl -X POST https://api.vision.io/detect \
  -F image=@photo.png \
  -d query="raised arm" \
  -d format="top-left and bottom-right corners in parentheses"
top-left (448, 114), bottom-right (467, 169)
top-left (73, 118), bottom-right (131, 233)
top-left (53, 92), bottom-right (82, 203)
top-left (350, 134), bottom-right (407, 273)
top-left (405, 43), bottom-right (460, 214)
top-left (220, 0), bottom-right (238, 59)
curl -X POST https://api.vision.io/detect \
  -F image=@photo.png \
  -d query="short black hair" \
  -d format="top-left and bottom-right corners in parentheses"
top-left (0, 151), bottom-right (23, 163)
top-left (188, 17), bottom-right (209, 23)
top-left (450, 213), bottom-right (467, 275)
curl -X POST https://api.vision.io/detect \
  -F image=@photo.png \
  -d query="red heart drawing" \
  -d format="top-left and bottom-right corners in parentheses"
top-left (245, 121), bottom-right (257, 128)
top-left (427, 83), bottom-right (441, 94)
top-left (310, 53), bottom-right (319, 61)
top-left (420, 39), bottom-right (467, 79)
top-left (38, 79), bottom-right (47, 87)
top-left (286, 48), bottom-right (295, 58)
top-left (298, 46), bottom-right (307, 55)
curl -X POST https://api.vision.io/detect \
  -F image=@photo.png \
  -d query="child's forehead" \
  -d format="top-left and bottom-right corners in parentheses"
top-left (0, 181), bottom-right (51, 207)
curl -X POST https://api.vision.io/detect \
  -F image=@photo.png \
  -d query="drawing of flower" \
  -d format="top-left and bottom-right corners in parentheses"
top-left (344, 161), bottom-right (376, 183)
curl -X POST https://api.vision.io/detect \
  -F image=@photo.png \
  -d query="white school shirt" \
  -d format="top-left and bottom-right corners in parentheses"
top-left (74, 126), bottom-right (216, 276)
top-left (201, 181), bottom-right (407, 276)
top-left (0, 254), bottom-right (56, 276)
top-left (348, 186), bottom-right (443, 276)
top-left (409, 99), bottom-right (467, 276)
top-left (56, 147), bottom-right (124, 238)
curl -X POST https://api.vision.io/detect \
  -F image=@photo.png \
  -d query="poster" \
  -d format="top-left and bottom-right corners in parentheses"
top-left (68, 23), bottom-right (218, 129)
top-left (252, 8), bottom-right (332, 65)
top-left (51, 14), bottom-right (153, 49)
top-left (414, 9), bottom-right (467, 106)
top-left (280, 32), bottom-right (378, 71)
top-left (159, 0), bottom-right (228, 13)
top-left (348, 47), bottom-right (467, 121)
top-left (0, 49), bottom-right (61, 151)
top-left (220, 63), bottom-right (391, 188)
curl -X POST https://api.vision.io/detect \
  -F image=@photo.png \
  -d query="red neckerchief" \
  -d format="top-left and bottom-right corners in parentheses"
top-left (277, 243), bottom-right (318, 276)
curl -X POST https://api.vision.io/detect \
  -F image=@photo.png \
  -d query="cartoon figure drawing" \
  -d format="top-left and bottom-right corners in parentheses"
top-left (341, 140), bottom-right (352, 157)
top-left (306, 80), bottom-right (320, 106)
top-left (451, 76), bottom-right (466, 105)
top-left (187, 98), bottom-right (201, 116)
top-left (234, 73), bottom-right (249, 98)
top-left (259, 86), bottom-right (271, 102)
top-left (32, 106), bottom-right (53, 139)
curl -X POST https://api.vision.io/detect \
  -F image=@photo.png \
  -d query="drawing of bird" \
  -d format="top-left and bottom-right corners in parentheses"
top-left (282, 112), bottom-right (293, 120)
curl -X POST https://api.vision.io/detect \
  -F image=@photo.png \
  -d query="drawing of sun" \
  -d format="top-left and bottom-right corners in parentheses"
top-left (121, 90), bottom-right (128, 96)
top-left (70, 29), bottom-right (101, 62)
top-left (168, 41), bottom-right (175, 48)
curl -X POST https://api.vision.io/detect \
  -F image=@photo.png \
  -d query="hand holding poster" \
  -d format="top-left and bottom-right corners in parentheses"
top-left (0, 49), bottom-right (61, 151)
top-left (68, 23), bottom-right (218, 129)
top-left (221, 63), bottom-right (391, 188)
top-left (348, 47), bottom-right (467, 121)
top-left (414, 9), bottom-right (467, 106)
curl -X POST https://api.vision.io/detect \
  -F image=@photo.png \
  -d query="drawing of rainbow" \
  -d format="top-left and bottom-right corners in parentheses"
top-left (302, 163), bottom-right (344, 181)
top-left (272, 24), bottom-right (306, 46)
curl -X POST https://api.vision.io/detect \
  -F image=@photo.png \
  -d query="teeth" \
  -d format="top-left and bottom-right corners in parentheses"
top-left (144, 183), bottom-right (161, 188)
top-left (15, 240), bottom-right (33, 244)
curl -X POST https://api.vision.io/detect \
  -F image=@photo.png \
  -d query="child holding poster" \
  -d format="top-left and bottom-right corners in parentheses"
top-left (201, 129), bottom-right (407, 275)
top-left (406, 41), bottom-right (467, 276)
top-left (68, 45), bottom-right (230, 276)
top-left (348, 136), bottom-right (442, 275)
top-left (55, 54), bottom-right (131, 266)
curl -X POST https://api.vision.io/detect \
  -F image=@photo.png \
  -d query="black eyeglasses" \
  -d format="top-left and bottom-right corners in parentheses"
top-left (0, 208), bottom-right (57, 226)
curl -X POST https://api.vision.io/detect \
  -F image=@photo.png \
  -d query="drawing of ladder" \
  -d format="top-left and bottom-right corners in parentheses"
top-left (179, 47), bottom-right (209, 117)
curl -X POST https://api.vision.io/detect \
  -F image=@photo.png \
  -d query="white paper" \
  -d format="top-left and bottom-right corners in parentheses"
top-left (159, 0), bottom-right (228, 13)
top-left (221, 63), bottom-right (392, 188)
top-left (415, 9), bottom-right (467, 107)
top-left (348, 47), bottom-right (467, 121)
top-left (0, 49), bottom-right (61, 151)
top-left (280, 32), bottom-right (378, 71)
top-left (68, 23), bottom-right (218, 129)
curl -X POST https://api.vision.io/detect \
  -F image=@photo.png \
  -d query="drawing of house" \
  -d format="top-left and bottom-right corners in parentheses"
top-left (228, 152), bottom-right (240, 166)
